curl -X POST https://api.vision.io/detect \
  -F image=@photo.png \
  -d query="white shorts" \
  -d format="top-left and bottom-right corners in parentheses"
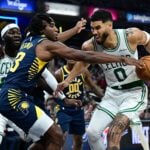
top-left (27, 111), bottom-right (54, 142)
top-left (98, 84), bottom-right (148, 124)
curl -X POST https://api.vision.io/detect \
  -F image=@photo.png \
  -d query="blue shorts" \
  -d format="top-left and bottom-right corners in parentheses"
top-left (30, 94), bottom-right (50, 116)
top-left (56, 107), bottom-right (85, 135)
top-left (0, 87), bottom-right (45, 134)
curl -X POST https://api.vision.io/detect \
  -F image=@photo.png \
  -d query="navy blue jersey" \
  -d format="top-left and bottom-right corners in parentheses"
top-left (0, 35), bottom-right (53, 134)
top-left (4, 35), bottom-right (48, 91)
top-left (55, 65), bottom-right (85, 110)
top-left (56, 66), bottom-right (85, 135)
top-left (62, 65), bottom-right (84, 100)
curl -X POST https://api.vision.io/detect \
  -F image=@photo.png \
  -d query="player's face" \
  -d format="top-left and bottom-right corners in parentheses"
top-left (90, 21), bottom-right (110, 44)
top-left (42, 21), bottom-right (58, 41)
top-left (4, 28), bottom-right (22, 47)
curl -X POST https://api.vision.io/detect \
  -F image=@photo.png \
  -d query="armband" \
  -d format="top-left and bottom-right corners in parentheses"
top-left (42, 68), bottom-right (66, 100)
top-left (58, 93), bottom-right (66, 100)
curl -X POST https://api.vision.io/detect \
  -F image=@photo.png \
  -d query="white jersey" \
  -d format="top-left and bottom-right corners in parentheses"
top-left (92, 29), bottom-right (140, 87)
top-left (0, 55), bottom-right (15, 88)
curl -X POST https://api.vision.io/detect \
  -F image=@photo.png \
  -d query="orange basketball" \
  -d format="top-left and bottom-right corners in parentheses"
top-left (136, 56), bottom-right (150, 81)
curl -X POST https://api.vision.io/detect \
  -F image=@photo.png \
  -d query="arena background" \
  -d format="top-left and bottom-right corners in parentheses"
top-left (0, 0), bottom-right (149, 150)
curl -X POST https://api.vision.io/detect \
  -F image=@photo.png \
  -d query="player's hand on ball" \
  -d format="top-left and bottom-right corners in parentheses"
top-left (136, 56), bottom-right (150, 81)
top-left (123, 57), bottom-right (145, 69)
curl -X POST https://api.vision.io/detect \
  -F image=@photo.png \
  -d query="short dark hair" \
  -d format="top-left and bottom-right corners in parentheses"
top-left (27, 13), bottom-right (54, 36)
top-left (90, 10), bottom-right (112, 23)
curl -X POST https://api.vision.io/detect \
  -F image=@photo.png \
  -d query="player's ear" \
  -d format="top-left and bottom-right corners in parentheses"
top-left (106, 21), bottom-right (113, 29)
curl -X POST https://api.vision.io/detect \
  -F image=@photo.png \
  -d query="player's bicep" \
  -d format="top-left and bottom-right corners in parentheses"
top-left (127, 28), bottom-right (149, 46)
top-left (135, 30), bottom-right (149, 45)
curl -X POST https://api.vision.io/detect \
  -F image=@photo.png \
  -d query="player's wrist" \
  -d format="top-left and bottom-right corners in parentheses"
top-left (63, 98), bottom-right (69, 105)
top-left (70, 24), bottom-right (78, 34)
top-left (120, 56), bottom-right (126, 63)
top-left (65, 79), bottom-right (71, 85)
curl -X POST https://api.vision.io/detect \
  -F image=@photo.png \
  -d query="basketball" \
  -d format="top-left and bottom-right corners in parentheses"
top-left (136, 56), bottom-right (150, 81)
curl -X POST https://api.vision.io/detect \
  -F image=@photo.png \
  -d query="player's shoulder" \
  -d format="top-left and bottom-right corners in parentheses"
top-left (82, 37), bottom-right (94, 51)
top-left (125, 27), bottom-right (141, 36)
top-left (126, 27), bottom-right (140, 31)
top-left (125, 27), bottom-right (143, 43)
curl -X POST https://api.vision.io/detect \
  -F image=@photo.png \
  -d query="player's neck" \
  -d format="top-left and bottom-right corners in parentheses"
top-left (4, 47), bottom-right (17, 58)
top-left (104, 30), bottom-right (117, 49)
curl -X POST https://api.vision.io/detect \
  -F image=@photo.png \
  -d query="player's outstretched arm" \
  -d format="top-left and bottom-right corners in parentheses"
top-left (47, 41), bottom-right (143, 66)
top-left (57, 18), bottom-right (86, 42)
top-left (55, 61), bottom-right (88, 94)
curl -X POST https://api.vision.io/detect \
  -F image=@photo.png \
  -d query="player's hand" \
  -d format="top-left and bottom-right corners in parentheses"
top-left (64, 98), bottom-right (82, 107)
top-left (75, 18), bottom-right (87, 33)
top-left (54, 81), bottom-right (69, 96)
top-left (123, 57), bottom-right (145, 69)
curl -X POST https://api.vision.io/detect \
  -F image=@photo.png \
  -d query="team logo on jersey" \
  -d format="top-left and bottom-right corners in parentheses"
top-left (18, 101), bottom-right (29, 116)
top-left (20, 101), bottom-right (29, 109)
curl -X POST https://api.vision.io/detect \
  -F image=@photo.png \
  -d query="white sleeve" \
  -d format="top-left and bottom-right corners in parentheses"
top-left (41, 68), bottom-right (66, 100)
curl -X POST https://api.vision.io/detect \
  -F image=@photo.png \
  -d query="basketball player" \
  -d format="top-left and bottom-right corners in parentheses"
top-left (0, 18), bottom-right (87, 147)
top-left (54, 59), bottom-right (104, 150)
top-left (0, 13), bottom-right (143, 150)
top-left (0, 23), bottom-right (26, 144)
top-left (55, 10), bottom-right (150, 150)
top-left (0, 19), bottom-right (86, 148)
top-left (25, 17), bottom-right (88, 113)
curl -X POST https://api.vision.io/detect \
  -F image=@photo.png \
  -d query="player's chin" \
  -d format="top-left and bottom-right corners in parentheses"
top-left (14, 41), bottom-right (21, 45)
top-left (54, 37), bottom-right (58, 41)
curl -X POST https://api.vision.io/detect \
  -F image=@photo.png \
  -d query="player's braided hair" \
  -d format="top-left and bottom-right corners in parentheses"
top-left (90, 10), bottom-right (112, 23)
top-left (27, 13), bottom-right (54, 36)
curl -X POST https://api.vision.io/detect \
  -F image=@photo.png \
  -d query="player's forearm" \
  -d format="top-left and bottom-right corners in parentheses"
top-left (65, 62), bottom-right (88, 84)
top-left (54, 46), bottom-right (126, 64)
top-left (84, 51), bottom-right (126, 64)
top-left (57, 27), bottom-right (77, 42)
top-left (62, 48), bottom-right (126, 64)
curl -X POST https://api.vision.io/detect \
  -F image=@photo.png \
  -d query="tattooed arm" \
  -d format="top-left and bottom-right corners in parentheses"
top-left (126, 28), bottom-right (150, 51)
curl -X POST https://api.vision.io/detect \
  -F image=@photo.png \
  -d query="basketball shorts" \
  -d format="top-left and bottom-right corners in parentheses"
top-left (56, 107), bottom-right (85, 135)
top-left (97, 84), bottom-right (148, 124)
top-left (0, 87), bottom-right (54, 142)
